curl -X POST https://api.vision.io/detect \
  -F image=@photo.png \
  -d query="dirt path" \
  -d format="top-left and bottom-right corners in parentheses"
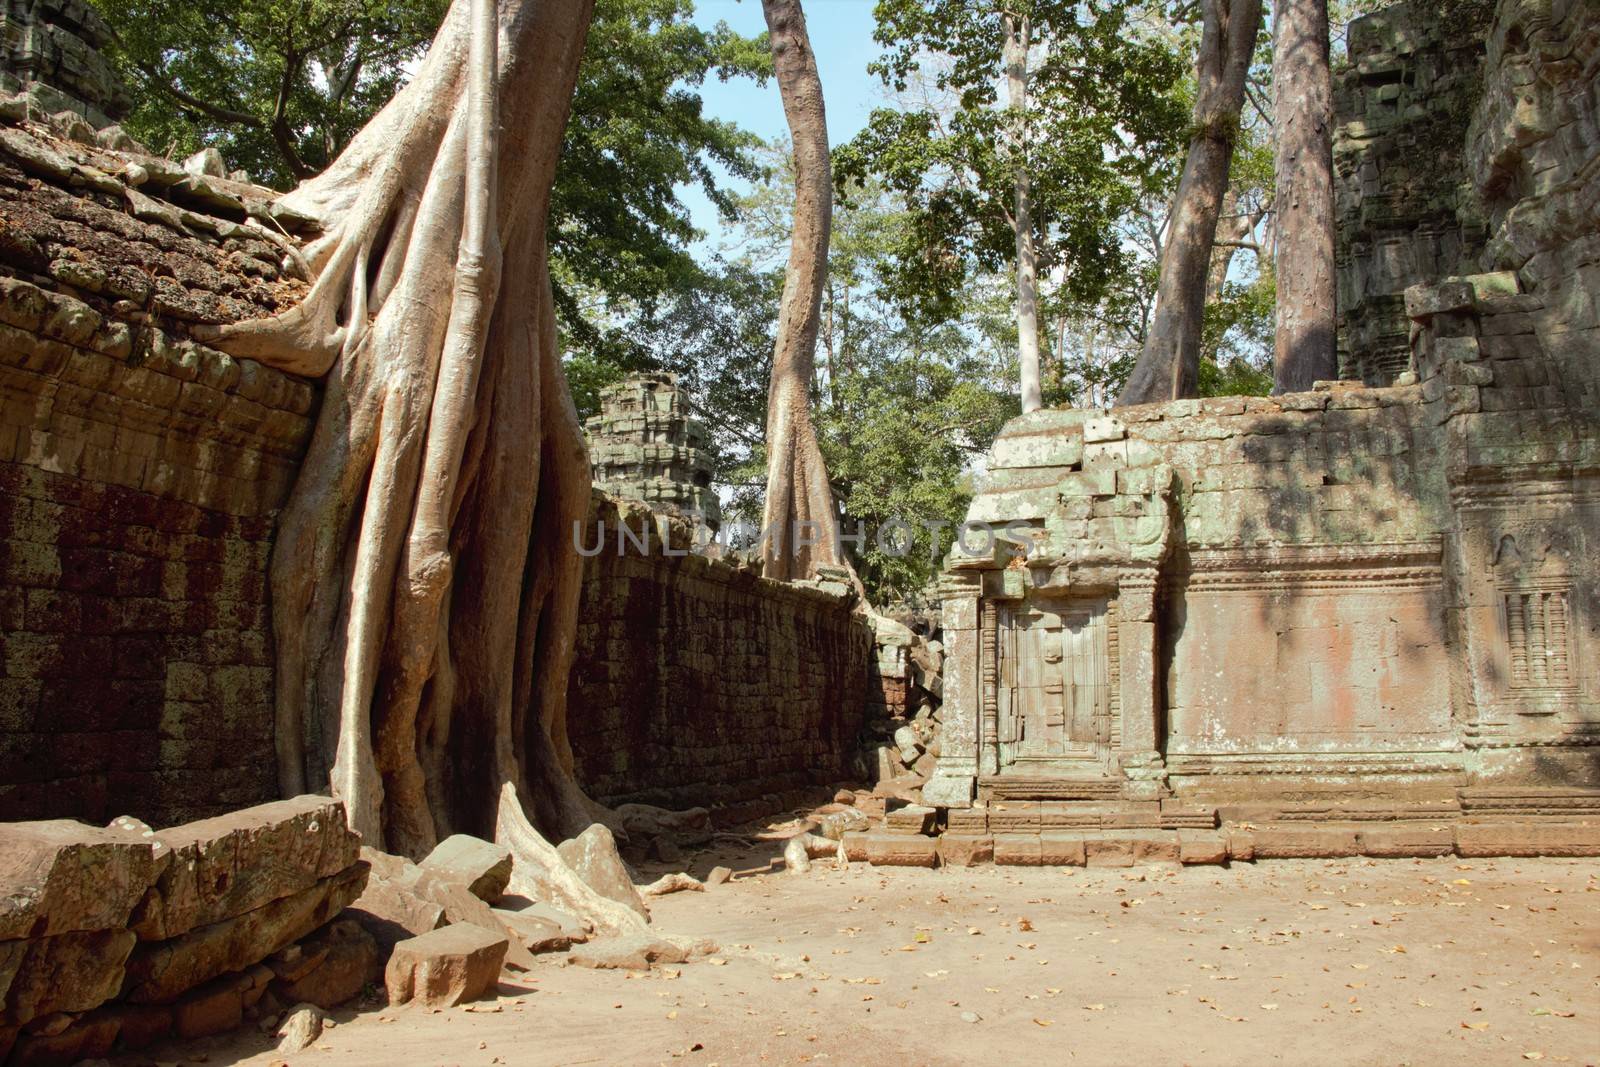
top-left (184, 853), bottom-right (1597, 1067)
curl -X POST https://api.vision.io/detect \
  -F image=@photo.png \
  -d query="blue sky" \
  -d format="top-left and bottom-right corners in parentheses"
top-left (680, 0), bottom-right (886, 251)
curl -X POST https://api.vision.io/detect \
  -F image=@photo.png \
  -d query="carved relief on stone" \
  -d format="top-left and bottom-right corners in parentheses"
top-left (1492, 534), bottom-right (1576, 702)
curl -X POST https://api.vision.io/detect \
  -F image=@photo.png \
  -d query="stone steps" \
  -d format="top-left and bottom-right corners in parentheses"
top-left (849, 818), bottom-right (1600, 867)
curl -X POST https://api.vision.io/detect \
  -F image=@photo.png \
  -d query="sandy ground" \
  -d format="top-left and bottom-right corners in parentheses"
top-left (146, 847), bottom-right (1597, 1067)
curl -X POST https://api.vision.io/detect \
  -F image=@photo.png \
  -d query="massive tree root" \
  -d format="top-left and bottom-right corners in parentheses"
top-left (197, 0), bottom-right (610, 882)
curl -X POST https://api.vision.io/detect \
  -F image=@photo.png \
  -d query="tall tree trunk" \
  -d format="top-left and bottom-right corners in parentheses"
top-left (1004, 12), bottom-right (1043, 415)
top-left (1117, 0), bottom-right (1262, 406)
top-left (1271, 0), bottom-right (1337, 392)
top-left (193, 0), bottom-right (650, 933)
top-left (759, 0), bottom-right (848, 583)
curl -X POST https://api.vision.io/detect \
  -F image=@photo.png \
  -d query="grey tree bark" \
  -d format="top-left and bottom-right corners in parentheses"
top-left (758, 0), bottom-right (851, 583)
top-left (1117, 0), bottom-right (1262, 406)
top-left (194, 0), bottom-right (646, 933)
top-left (1004, 12), bottom-right (1043, 414)
top-left (1271, 0), bottom-right (1337, 392)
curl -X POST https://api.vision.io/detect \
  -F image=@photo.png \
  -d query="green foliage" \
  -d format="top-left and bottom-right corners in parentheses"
top-left (834, 0), bottom-right (1189, 329)
top-left (551, 0), bottom-right (772, 374)
top-left (93, 0), bottom-right (445, 182)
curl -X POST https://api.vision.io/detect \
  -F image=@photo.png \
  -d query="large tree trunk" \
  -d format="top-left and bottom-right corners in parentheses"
top-left (758, 0), bottom-right (848, 583)
top-left (1004, 13), bottom-right (1043, 415)
top-left (1271, 0), bottom-right (1337, 392)
top-left (193, 0), bottom-right (634, 909)
top-left (1117, 0), bottom-right (1262, 406)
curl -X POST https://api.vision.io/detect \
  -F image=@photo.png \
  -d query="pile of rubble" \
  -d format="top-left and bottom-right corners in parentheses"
top-left (865, 613), bottom-right (946, 796)
top-left (0, 796), bottom-right (368, 1065)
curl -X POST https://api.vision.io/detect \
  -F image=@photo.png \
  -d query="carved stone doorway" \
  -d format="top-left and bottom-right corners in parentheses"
top-left (997, 597), bottom-right (1112, 775)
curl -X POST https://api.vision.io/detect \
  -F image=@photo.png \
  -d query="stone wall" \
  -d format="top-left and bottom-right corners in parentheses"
top-left (0, 110), bottom-right (317, 825)
top-left (926, 0), bottom-right (1600, 810)
top-left (567, 495), bottom-right (873, 812)
top-left (1334, 0), bottom-right (1493, 384)
top-left (0, 0), bottom-right (131, 127)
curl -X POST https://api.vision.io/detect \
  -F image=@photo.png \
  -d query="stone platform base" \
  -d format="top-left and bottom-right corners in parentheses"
top-left (845, 788), bottom-right (1600, 867)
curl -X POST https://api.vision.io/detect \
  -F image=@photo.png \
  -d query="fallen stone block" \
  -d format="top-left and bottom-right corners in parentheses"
top-left (270, 920), bottom-right (379, 1009)
top-left (347, 850), bottom-right (448, 956)
top-left (705, 866), bottom-right (733, 887)
top-left (1178, 832), bottom-right (1229, 865)
top-left (121, 862), bottom-right (367, 1004)
top-left (493, 910), bottom-right (572, 955)
top-left (362, 849), bottom-right (534, 969)
top-left (567, 935), bottom-right (689, 972)
top-left (936, 835), bottom-right (994, 867)
top-left (276, 1003), bottom-right (325, 1054)
top-left (556, 825), bottom-right (649, 919)
top-left (1454, 821), bottom-right (1600, 857)
top-left (0, 820), bottom-right (159, 940)
top-left (509, 901), bottom-right (590, 943)
top-left (1250, 826), bottom-right (1361, 859)
top-left (1358, 824), bottom-right (1455, 858)
top-left (385, 925), bottom-right (508, 1009)
top-left (131, 795), bottom-right (362, 941)
top-left (862, 833), bottom-right (937, 867)
top-left (993, 834), bottom-right (1043, 866)
top-left (420, 835), bottom-right (513, 905)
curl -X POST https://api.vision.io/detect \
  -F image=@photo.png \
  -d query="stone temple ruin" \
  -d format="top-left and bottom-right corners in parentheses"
top-left (585, 371), bottom-right (720, 531)
top-left (899, 0), bottom-right (1600, 866)
top-left (0, 0), bottom-right (1596, 1061)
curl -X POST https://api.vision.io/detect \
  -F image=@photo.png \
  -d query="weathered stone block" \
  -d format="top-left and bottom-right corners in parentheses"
top-left (1250, 826), bottom-right (1361, 859)
top-left (1038, 833), bottom-right (1087, 866)
top-left (1358, 824), bottom-right (1455, 858)
top-left (385, 924), bottom-right (508, 1008)
top-left (0, 820), bottom-right (158, 940)
top-left (1454, 821), bottom-right (1600, 857)
top-left (1177, 832), bottom-right (1229, 865)
top-left (992, 834), bottom-right (1043, 866)
top-left (861, 833), bottom-right (937, 867)
top-left (420, 835), bottom-right (513, 905)
top-left (556, 824), bottom-right (647, 919)
top-left (936, 835), bottom-right (993, 867)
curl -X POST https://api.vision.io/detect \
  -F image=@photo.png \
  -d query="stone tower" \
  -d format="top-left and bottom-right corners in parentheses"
top-left (585, 372), bottom-right (720, 530)
top-left (1, 0), bottom-right (132, 127)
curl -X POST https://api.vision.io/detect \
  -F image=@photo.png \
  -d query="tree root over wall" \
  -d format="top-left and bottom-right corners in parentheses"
top-left (195, 0), bottom-right (646, 931)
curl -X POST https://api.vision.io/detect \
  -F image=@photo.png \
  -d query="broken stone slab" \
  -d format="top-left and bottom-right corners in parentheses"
top-left (704, 866), bottom-right (732, 887)
top-left (270, 919), bottom-right (379, 1010)
top-left (345, 848), bottom-right (447, 956)
top-left (420, 835), bottom-right (513, 905)
top-left (0, 820), bottom-right (159, 941)
top-left (556, 824), bottom-right (649, 919)
top-left (121, 862), bottom-right (367, 1004)
top-left (0, 927), bottom-right (137, 1026)
top-left (384, 925), bottom-right (508, 1009)
top-left (506, 901), bottom-right (590, 943)
top-left (358, 850), bottom-right (535, 970)
top-left (566, 935), bottom-right (689, 972)
top-left (128, 795), bottom-right (363, 942)
top-left (492, 910), bottom-right (572, 955)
